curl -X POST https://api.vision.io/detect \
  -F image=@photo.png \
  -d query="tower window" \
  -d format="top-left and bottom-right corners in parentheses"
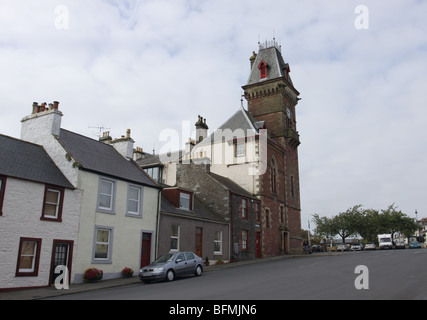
top-left (258, 60), bottom-right (268, 79)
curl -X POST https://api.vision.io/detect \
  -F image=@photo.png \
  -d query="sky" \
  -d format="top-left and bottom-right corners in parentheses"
top-left (1, 0), bottom-right (426, 229)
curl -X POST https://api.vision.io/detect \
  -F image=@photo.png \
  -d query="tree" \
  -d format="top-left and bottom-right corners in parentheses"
top-left (333, 205), bottom-right (363, 244)
top-left (356, 208), bottom-right (381, 243)
top-left (379, 204), bottom-right (418, 239)
top-left (312, 203), bottom-right (418, 245)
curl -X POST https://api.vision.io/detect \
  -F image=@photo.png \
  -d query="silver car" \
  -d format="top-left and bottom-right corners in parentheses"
top-left (139, 252), bottom-right (203, 283)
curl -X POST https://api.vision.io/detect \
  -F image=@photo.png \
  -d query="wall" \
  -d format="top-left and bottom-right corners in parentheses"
top-left (73, 170), bottom-right (159, 283)
top-left (0, 177), bottom-right (82, 289)
top-left (158, 213), bottom-right (229, 262)
top-left (177, 162), bottom-right (231, 221)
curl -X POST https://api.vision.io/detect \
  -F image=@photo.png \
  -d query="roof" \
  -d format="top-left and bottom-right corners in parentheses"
top-left (0, 134), bottom-right (74, 189)
top-left (160, 194), bottom-right (227, 224)
top-left (57, 129), bottom-right (159, 188)
top-left (198, 107), bottom-right (259, 147)
top-left (209, 172), bottom-right (255, 199)
top-left (246, 44), bottom-right (295, 88)
top-left (136, 150), bottom-right (182, 167)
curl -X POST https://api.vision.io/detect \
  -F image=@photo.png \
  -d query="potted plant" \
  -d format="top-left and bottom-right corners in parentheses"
top-left (216, 258), bottom-right (224, 265)
top-left (204, 256), bottom-right (210, 266)
top-left (121, 267), bottom-right (134, 278)
top-left (83, 267), bottom-right (103, 283)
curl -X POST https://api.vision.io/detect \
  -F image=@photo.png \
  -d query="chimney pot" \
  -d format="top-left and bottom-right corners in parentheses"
top-left (53, 101), bottom-right (59, 110)
top-left (32, 102), bottom-right (39, 114)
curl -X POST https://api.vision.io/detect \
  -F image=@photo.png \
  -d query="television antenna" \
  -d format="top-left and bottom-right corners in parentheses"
top-left (88, 124), bottom-right (111, 138)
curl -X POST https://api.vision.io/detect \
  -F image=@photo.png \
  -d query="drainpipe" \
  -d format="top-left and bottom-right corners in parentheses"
top-left (154, 188), bottom-right (162, 260)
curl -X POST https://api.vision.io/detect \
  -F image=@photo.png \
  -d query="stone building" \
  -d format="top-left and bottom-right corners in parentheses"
top-left (139, 40), bottom-right (303, 257)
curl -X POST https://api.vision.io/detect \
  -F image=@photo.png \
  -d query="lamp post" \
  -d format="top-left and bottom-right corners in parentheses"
top-left (415, 209), bottom-right (420, 242)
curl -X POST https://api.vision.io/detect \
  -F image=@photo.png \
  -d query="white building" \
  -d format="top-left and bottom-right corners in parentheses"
top-left (20, 102), bottom-right (161, 284)
top-left (0, 134), bottom-right (81, 289)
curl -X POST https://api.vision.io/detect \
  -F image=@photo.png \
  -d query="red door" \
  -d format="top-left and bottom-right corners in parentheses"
top-left (140, 233), bottom-right (151, 268)
top-left (256, 232), bottom-right (261, 258)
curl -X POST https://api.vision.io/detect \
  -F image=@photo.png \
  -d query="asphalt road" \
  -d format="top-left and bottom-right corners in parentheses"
top-left (46, 249), bottom-right (427, 300)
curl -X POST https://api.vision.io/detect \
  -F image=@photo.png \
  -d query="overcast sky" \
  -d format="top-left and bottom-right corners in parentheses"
top-left (1, 0), bottom-right (426, 229)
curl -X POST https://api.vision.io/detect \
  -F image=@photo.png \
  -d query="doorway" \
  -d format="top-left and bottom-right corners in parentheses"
top-left (50, 240), bottom-right (73, 285)
top-left (140, 233), bottom-right (152, 268)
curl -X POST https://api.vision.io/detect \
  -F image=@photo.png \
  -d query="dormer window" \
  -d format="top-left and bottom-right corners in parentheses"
top-left (179, 191), bottom-right (192, 210)
top-left (258, 60), bottom-right (268, 79)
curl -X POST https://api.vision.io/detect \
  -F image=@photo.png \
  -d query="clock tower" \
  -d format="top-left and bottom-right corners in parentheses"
top-left (242, 40), bottom-right (302, 255)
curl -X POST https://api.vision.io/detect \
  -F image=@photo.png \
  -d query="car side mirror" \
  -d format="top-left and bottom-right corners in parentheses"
top-left (176, 259), bottom-right (182, 263)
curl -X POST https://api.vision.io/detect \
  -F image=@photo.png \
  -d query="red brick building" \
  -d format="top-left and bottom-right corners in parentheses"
top-left (242, 40), bottom-right (302, 255)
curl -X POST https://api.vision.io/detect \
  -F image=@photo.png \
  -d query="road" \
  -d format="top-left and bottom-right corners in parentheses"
top-left (47, 249), bottom-right (427, 300)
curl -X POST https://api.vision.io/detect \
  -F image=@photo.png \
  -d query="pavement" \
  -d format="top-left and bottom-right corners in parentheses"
top-left (0, 252), bottom-right (335, 300)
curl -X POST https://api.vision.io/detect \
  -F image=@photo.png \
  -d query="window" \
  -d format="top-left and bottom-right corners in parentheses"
top-left (16, 238), bottom-right (42, 276)
top-left (179, 192), bottom-right (191, 210)
top-left (258, 60), bottom-right (268, 79)
top-left (270, 158), bottom-right (277, 194)
top-left (290, 176), bottom-right (296, 198)
top-left (241, 230), bottom-right (248, 251)
top-left (241, 198), bottom-right (248, 219)
top-left (97, 177), bottom-right (116, 213)
top-left (144, 166), bottom-right (162, 183)
top-left (214, 231), bottom-right (222, 254)
top-left (185, 252), bottom-right (195, 260)
top-left (235, 141), bottom-right (245, 157)
top-left (127, 184), bottom-right (142, 217)
top-left (0, 175), bottom-right (6, 216)
top-left (93, 226), bottom-right (113, 263)
top-left (170, 224), bottom-right (180, 251)
top-left (41, 186), bottom-right (64, 221)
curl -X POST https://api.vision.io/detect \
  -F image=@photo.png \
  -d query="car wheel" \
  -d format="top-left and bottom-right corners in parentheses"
top-left (166, 269), bottom-right (175, 282)
top-left (195, 265), bottom-right (202, 277)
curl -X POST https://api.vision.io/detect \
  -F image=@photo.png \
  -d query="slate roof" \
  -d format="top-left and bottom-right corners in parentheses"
top-left (209, 172), bottom-right (255, 199)
top-left (198, 107), bottom-right (259, 147)
top-left (160, 194), bottom-right (227, 224)
top-left (246, 45), bottom-right (295, 87)
top-left (57, 129), bottom-right (159, 188)
top-left (0, 134), bottom-right (74, 189)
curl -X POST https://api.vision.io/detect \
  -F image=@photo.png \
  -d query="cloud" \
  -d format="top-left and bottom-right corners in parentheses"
top-left (0, 0), bottom-right (426, 228)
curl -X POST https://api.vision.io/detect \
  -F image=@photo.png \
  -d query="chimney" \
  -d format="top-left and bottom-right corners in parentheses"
top-left (250, 51), bottom-right (257, 70)
top-left (195, 115), bottom-right (209, 144)
top-left (21, 101), bottom-right (63, 142)
top-left (133, 146), bottom-right (144, 161)
top-left (99, 131), bottom-right (112, 142)
top-left (185, 138), bottom-right (195, 153)
top-left (109, 129), bottom-right (135, 159)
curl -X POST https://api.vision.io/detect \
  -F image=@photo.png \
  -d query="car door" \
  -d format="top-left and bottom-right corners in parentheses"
top-left (174, 253), bottom-right (187, 276)
top-left (184, 252), bottom-right (197, 274)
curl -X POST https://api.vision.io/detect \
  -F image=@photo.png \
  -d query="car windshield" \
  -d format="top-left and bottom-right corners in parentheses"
top-left (154, 253), bottom-right (175, 263)
top-left (380, 239), bottom-right (391, 243)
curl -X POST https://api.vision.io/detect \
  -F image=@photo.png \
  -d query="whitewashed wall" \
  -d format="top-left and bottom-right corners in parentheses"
top-left (0, 177), bottom-right (82, 289)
